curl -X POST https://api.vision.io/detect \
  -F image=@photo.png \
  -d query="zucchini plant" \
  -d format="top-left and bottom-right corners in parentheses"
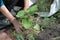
top-left (16, 5), bottom-right (40, 30)
top-left (15, 5), bottom-right (41, 40)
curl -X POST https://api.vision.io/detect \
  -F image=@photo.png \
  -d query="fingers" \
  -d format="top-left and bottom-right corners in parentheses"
top-left (12, 19), bottom-right (24, 34)
top-left (19, 26), bottom-right (24, 31)
top-left (14, 26), bottom-right (22, 34)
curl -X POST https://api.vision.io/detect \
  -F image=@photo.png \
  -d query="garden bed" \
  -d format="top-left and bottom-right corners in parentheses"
top-left (1, 13), bottom-right (60, 40)
top-left (1, 0), bottom-right (60, 40)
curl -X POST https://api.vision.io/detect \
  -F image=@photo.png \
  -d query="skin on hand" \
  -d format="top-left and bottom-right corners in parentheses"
top-left (0, 5), bottom-right (23, 34)
top-left (24, 0), bottom-right (29, 10)
top-left (11, 19), bottom-right (24, 34)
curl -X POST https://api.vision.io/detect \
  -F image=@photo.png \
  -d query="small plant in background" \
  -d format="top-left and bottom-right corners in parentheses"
top-left (37, 0), bottom-right (52, 12)
top-left (40, 16), bottom-right (57, 29)
top-left (16, 5), bottom-right (40, 30)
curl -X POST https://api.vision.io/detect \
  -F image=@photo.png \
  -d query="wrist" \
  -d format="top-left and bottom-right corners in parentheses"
top-left (10, 18), bottom-right (16, 23)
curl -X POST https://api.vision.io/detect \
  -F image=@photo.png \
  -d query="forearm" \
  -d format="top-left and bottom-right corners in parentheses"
top-left (24, 0), bottom-right (29, 10)
top-left (0, 5), bottom-right (23, 33)
top-left (0, 5), bottom-right (15, 22)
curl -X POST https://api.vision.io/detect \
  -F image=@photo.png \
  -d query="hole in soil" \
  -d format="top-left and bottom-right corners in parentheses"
top-left (49, 33), bottom-right (52, 36)
top-left (53, 35), bottom-right (57, 37)
top-left (34, 14), bottom-right (38, 17)
top-left (42, 27), bottom-right (46, 29)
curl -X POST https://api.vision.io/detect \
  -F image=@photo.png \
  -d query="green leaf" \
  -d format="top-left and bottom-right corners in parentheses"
top-left (27, 5), bottom-right (38, 15)
top-left (28, 18), bottom-right (33, 22)
top-left (28, 34), bottom-right (35, 40)
top-left (42, 18), bottom-right (50, 25)
top-left (50, 16), bottom-right (56, 22)
top-left (12, 31), bottom-right (24, 40)
top-left (22, 19), bottom-right (33, 29)
top-left (16, 10), bottom-right (25, 18)
top-left (16, 34), bottom-right (24, 40)
top-left (23, 15), bottom-right (29, 19)
top-left (34, 24), bottom-right (40, 31)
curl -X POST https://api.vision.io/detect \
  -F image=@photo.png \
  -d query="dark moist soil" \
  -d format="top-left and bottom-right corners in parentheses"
top-left (35, 17), bottom-right (60, 40)
top-left (35, 27), bottom-right (60, 40)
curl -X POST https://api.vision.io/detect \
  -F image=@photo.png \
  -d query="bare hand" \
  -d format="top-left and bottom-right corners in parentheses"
top-left (11, 19), bottom-right (23, 34)
top-left (13, 22), bottom-right (23, 34)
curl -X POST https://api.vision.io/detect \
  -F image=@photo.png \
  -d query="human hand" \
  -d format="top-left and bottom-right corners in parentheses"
top-left (13, 23), bottom-right (23, 34)
top-left (11, 19), bottom-right (23, 34)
